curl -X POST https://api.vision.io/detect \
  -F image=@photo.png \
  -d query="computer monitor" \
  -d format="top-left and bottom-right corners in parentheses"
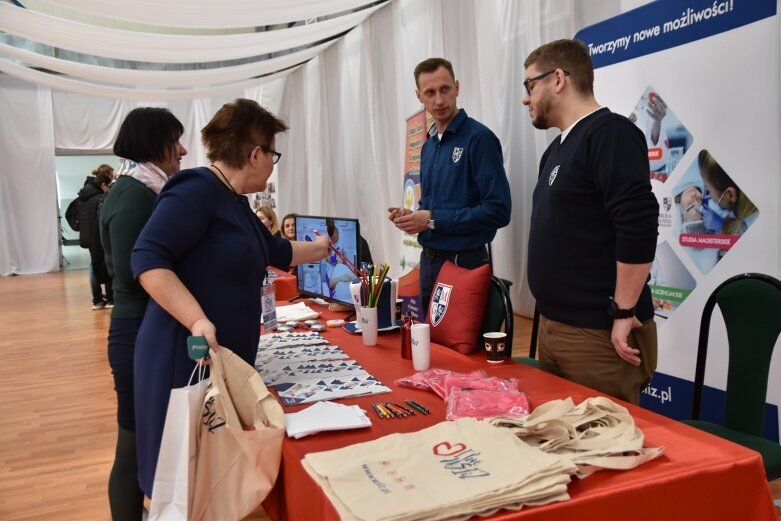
top-left (294, 215), bottom-right (361, 307)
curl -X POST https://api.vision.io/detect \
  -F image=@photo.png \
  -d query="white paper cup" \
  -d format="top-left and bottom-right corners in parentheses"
top-left (410, 323), bottom-right (430, 370)
top-left (360, 306), bottom-right (378, 346)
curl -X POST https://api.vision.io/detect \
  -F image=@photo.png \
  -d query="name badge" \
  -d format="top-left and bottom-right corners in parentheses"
top-left (261, 280), bottom-right (278, 331)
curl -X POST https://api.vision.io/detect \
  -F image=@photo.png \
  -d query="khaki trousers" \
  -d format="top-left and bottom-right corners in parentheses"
top-left (537, 315), bottom-right (657, 404)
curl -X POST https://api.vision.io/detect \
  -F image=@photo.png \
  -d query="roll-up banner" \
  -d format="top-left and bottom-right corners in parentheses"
top-left (398, 109), bottom-right (434, 320)
top-left (576, 0), bottom-right (780, 441)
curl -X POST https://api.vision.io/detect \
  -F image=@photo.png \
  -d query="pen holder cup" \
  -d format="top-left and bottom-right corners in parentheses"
top-left (360, 306), bottom-right (378, 346)
top-left (349, 278), bottom-right (397, 328)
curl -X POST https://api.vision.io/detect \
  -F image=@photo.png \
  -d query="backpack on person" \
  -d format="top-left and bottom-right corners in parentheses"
top-left (65, 198), bottom-right (80, 231)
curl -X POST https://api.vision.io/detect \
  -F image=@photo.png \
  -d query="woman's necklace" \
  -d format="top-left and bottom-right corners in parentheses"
top-left (210, 164), bottom-right (239, 196)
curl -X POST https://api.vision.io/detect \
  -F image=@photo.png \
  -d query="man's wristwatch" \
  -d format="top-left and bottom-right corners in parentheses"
top-left (608, 296), bottom-right (635, 319)
top-left (427, 212), bottom-right (435, 230)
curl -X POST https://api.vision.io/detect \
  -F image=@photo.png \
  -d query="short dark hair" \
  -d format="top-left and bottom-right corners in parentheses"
top-left (524, 39), bottom-right (594, 95)
top-left (113, 107), bottom-right (184, 163)
top-left (414, 58), bottom-right (455, 88)
top-left (201, 98), bottom-right (288, 169)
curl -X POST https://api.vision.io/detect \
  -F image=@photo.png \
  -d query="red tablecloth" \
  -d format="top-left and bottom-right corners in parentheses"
top-left (262, 308), bottom-right (776, 521)
top-left (269, 267), bottom-right (298, 301)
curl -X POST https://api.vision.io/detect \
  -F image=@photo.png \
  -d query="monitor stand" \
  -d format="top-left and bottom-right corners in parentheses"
top-left (288, 294), bottom-right (306, 302)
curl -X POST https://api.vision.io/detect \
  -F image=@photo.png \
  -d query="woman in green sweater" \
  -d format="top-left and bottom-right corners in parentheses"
top-left (99, 107), bottom-right (186, 521)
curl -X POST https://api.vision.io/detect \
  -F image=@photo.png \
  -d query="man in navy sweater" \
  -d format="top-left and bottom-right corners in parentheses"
top-left (523, 39), bottom-right (659, 404)
top-left (389, 58), bottom-right (511, 315)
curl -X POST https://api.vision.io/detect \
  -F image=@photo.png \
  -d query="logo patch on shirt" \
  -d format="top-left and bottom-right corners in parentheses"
top-left (452, 147), bottom-right (464, 164)
top-left (548, 165), bottom-right (560, 186)
top-left (430, 282), bottom-right (453, 326)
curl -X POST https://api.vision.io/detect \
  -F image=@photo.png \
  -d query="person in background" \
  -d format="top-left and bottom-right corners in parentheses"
top-left (388, 57), bottom-right (511, 314)
top-left (130, 98), bottom-right (329, 498)
top-left (522, 39), bottom-right (659, 405)
top-left (280, 212), bottom-right (299, 274)
top-left (256, 206), bottom-right (281, 236)
top-left (99, 107), bottom-right (186, 521)
top-left (281, 212), bottom-right (298, 241)
top-left (77, 166), bottom-right (113, 309)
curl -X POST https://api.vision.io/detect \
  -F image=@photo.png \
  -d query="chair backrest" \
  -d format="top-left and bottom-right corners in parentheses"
top-left (479, 277), bottom-right (514, 357)
top-left (691, 273), bottom-right (781, 436)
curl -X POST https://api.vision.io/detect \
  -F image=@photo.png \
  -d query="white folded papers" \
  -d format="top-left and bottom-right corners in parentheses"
top-left (285, 401), bottom-right (372, 439)
top-left (276, 302), bottom-right (320, 322)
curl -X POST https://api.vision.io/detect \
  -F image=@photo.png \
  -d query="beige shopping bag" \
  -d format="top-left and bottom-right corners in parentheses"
top-left (491, 396), bottom-right (664, 477)
top-left (190, 347), bottom-right (285, 521)
top-left (303, 418), bottom-right (576, 521)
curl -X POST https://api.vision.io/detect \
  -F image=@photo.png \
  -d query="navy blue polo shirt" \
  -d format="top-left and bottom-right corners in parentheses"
top-left (417, 109), bottom-right (511, 252)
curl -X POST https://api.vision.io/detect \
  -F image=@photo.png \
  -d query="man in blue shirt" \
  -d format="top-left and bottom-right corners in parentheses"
top-left (389, 58), bottom-right (511, 315)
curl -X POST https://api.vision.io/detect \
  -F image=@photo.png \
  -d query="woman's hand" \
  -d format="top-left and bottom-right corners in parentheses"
top-left (191, 317), bottom-right (219, 364)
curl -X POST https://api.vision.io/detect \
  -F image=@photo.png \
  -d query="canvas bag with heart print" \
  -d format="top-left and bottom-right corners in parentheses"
top-left (302, 417), bottom-right (578, 521)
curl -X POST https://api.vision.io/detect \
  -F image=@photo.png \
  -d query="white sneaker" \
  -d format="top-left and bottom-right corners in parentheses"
top-left (91, 300), bottom-right (106, 310)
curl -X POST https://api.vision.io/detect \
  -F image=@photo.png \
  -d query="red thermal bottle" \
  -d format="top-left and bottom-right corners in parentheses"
top-left (400, 315), bottom-right (412, 359)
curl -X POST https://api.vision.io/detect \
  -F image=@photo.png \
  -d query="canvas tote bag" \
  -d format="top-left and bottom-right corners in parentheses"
top-left (491, 396), bottom-right (664, 477)
top-left (149, 365), bottom-right (209, 521)
top-left (303, 418), bottom-right (577, 521)
top-left (190, 347), bottom-right (285, 521)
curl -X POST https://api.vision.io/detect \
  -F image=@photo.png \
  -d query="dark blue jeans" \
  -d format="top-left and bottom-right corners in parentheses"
top-left (419, 246), bottom-right (489, 318)
top-left (108, 317), bottom-right (142, 431)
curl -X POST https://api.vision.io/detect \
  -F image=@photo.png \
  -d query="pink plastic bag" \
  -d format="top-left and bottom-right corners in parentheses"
top-left (395, 369), bottom-right (487, 398)
top-left (441, 373), bottom-right (519, 398)
top-left (446, 388), bottom-right (530, 420)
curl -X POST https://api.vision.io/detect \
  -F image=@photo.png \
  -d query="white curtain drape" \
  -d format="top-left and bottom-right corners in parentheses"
top-left (52, 93), bottom-right (131, 151)
top-left (0, 76), bottom-right (58, 275)
top-left (0, 0), bottom-right (630, 317)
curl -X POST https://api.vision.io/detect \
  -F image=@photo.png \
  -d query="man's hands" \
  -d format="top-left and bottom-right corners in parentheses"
top-left (388, 207), bottom-right (431, 234)
top-left (611, 316), bottom-right (642, 366)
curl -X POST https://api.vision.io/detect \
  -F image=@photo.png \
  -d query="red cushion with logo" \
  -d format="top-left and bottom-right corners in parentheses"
top-left (426, 261), bottom-right (491, 354)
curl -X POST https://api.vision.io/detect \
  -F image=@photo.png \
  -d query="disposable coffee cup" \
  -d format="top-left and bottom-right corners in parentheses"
top-left (483, 332), bottom-right (507, 363)
top-left (411, 323), bottom-right (431, 371)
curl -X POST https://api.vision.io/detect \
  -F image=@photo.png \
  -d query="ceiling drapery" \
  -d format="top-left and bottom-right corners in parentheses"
top-left (0, 3), bottom-right (384, 63)
top-left (0, 58), bottom-right (300, 101)
top-left (0, 0), bottom-right (389, 100)
top-left (0, 40), bottom-right (334, 88)
top-left (34, 0), bottom-right (384, 28)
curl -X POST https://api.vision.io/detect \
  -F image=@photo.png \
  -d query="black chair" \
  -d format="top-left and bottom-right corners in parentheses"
top-left (512, 306), bottom-right (540, 367)
top-left (683, 273), bottom-right (781, 480)
top-left (479, 276), bottom-right (514, 357)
